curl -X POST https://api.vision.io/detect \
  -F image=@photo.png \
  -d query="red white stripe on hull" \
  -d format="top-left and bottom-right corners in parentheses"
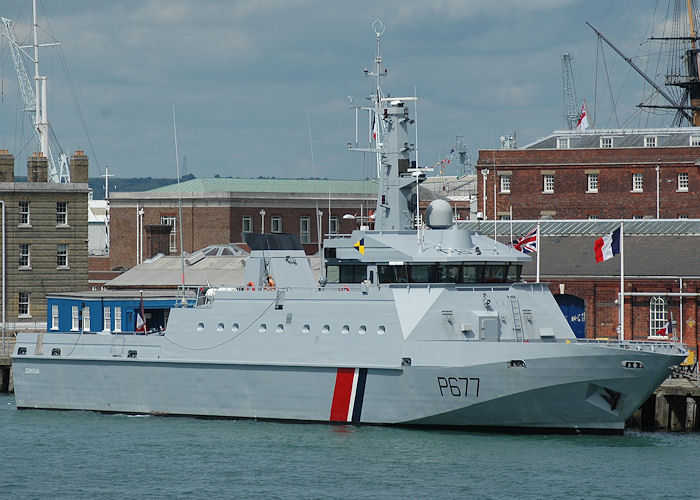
top-left (329, 367), bottom-right (368, 423)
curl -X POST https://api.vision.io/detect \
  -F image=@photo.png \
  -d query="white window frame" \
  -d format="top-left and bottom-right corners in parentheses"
top-left (543, 174), bottom-right (554, 193)
top-left (57, 243), bottom-right (69, 268)
top-left (83, 306), bottom-right (91, 332)
top-left (649, 297), bottom-right (667, 336)
top-left (160, 215), bottom-right (177, 252)
top-left (588, 215), bottom-right (598, 219)
top-left (19, 243), bottom-right (30, 268)
top-left (556, 137), bottom-right (570, 149)
top-left (271, 216), bottom-right (282, 233)
top-left (644, 136), bottom-right (657, 148)
top-left (242, 216), bottom-right (253, 233)
top-left (19, 201), bottom-right (30, 225)
top-left (690, 136), bottom-right (700, 146)
top-left (587, 173), bottom-right (598, 193)
top-left (329, 216), bottom-right (339, 235)
top-left (500, 174), bottom-right (511, 193)
top-left (18, 292), bottom-right (30, 317)
top-left (51, 304), bottom-right (59, 330)
top-left (71, 306), bottom-right (79, 331)
top-left (56, 201), bottom-right (68, 225)
top-left (632, 173), bottom-right (643, 192)
top-left (114, 306), bottom-right (122, 332)
top-left (103, 307), bottom-right (111, 332)
top-left (679, 214), bottom-right (689, 219)
top-left (600, 137), bottom-right (613, 148)
top-left (300, 216), bottom-right (311, 243)
top-left (677, 172), bottom-right (689, 192)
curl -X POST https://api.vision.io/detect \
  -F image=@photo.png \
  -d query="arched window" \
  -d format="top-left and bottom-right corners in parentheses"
top-left (649, 297), bottom-right (667, 336)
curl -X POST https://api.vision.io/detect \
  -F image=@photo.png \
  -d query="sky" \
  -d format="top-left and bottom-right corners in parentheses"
top-left (0, 1), bottom-right (688, 184)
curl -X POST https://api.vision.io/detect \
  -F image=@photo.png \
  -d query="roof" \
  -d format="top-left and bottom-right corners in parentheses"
top-left (522, 127), bottom-right (700, 150)
top-left (517, 234), bottom-right (700, 278)
top-left (457, 219), bottom-right (700, 236)
top-left (146, 177), bottom-right (379, 195)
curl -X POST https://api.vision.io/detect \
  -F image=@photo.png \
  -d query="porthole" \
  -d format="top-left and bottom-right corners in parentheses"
top-left (341, 325), bottom-right (350, 334)
top-left (322, 325), bottom-right (330, 334)
top-left (196, 322), bottom-right (204, 332)
top-left (302, 324), bottom-right (310, 334)
top-left (217, 323), bottom-right (224, 332)
top-left (276, 324), bottom-right (284, 333)
top-left (358, 325), bottom-right (367, 335)
top-left (377, 325), bottom-right (386, 335)
top-left (259, 324), bottom-right (267, 333)
top-left (232, 323), bottom-right (239, 333)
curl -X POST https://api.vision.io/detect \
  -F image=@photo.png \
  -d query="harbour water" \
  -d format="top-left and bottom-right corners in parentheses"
top-left (2, 393), bottom-right (698, 499)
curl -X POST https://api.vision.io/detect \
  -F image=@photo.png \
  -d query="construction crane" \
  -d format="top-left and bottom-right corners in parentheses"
top-left (1, 1), bottom-right (70, 182)
top-left (562, 53), bottom-right (579, 130)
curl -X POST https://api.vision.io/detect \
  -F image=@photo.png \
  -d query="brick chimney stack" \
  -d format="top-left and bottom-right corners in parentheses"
top-left (69, 150), bottom-right (89, 183)
top-left (27, 152), bottom-right (48, 182)
top-left (0, 149), bottom-right (14, 182)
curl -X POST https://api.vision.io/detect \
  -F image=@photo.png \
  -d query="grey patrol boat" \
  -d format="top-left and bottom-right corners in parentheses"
top-left (13, 24), bottom-right (687, 433)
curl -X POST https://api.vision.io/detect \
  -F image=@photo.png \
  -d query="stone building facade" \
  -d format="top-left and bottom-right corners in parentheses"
top-left (0, 149), bottom-right (89, 339)
top-left (476, 128), bottom-right (700, 220)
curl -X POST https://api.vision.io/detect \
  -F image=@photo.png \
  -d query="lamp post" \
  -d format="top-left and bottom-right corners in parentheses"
top-left (481, 168), bottom-right (489, 219)
top-left (655, 165), bottom-right (660, 219)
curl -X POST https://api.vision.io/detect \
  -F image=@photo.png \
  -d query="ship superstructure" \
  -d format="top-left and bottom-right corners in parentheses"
top-left (12, 24), bottom-right (687, 433)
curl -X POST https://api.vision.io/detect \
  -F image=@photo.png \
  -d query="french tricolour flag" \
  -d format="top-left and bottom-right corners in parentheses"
top-left (594, 227), bottom-right (621, 263)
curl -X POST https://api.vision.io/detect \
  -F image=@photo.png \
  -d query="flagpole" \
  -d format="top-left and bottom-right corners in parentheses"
top-left (509, 206), bottom-right (513, 246)
top-left (619, 220), bottom-right (624, 341)
top-left (537, 221), bottom-right (541, 283)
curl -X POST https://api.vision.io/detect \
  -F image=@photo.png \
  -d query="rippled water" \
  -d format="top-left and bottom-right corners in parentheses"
top-left (2, 393), bottom-right (697, 499)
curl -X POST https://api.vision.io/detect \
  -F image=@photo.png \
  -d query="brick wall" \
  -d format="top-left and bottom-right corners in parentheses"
top-left (477, 147), bottom-right (700, 219)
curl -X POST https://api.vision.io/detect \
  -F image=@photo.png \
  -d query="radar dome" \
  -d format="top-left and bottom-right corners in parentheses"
top-left (425, 199), bottom-right (453, 229)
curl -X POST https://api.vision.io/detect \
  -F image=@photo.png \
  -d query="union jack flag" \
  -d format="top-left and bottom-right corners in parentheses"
top-left (512, 226), bottom-right (538, 253)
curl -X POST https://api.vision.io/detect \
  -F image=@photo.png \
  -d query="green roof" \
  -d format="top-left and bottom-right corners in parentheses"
top-left (147, 177), bottom-right (378, 195)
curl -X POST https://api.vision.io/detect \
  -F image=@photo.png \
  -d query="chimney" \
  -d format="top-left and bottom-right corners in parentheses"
top-left (0, 149), bottom-right (14, 182)
top-left (27, 152), bottom-right (48, 183)
top-left (69, 150), bottom-right (89, 183)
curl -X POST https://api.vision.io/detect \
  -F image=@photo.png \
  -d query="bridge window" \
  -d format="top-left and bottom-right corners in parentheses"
top-left (326, 264), bottom-right (367, 283)
top-left (378, 263), bottom-right (522, 284)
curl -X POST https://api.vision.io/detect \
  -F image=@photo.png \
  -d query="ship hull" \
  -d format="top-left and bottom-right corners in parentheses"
top-left (12, 334), bottom-right (684, 433)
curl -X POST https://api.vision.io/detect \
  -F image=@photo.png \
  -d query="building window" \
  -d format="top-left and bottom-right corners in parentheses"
top-left (271, 216), bottom-right (282, 233)
top-left (57, 243), bottom-right (68, 268)
top-left (644, 136), bottom-right (657, 147)
top-left (678, 214), bottom-right (689, 219)
top-left (690, 136), bottom-right (700, 146)
top-left (499, 214), bottom-right (511, 220)
top-left (51, 305), bottom-right (59, 330)
top-left (18, 292), bottom-right (30, 317)
top-left (242, 216), bottom-right (253, 233)
top-left (300, 216), bottom-right (311, 243)
top-left (677, 172), bottom-right (689, 192)
top-left (83, 306), bottom-right (91, 332)
top-left (600, 137), bottom-right (613, 148)
top-left (160, 216), bottom-right (177, 252)
top-left (56, 201), bottom-right (68, 225)
top-left (556, 137), bottom-right (570, 149)
top-left (19, 201), bottom-right (30, 225)
top-left (500, 174), bottom-right (511, 193)
top-left (632, 215), bottom-right (643, 220)
top-left (114, 306), bottom-right (122, 332)
top-left (71, 306), bottom-right (79, 331)
top-left (19, 243), bottom-right (30, 268)
top-left (588, 215), bottom-right (598, 219)
top-left (329, 216), bottom-right (339, 235)
top-left (104, 307), bottom-right (111, 332)
top-left (632, 173), bottom-right (643, 192)
top-left (649, 297), bottom-right (667, 336)
top-left (587, 173), bottom-right (598, 193)
top-left (543, 174), bottom-right (554, 193)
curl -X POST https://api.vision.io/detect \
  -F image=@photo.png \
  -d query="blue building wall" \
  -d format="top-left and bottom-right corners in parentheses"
top-left (46, 295), bottom-right (195, 333)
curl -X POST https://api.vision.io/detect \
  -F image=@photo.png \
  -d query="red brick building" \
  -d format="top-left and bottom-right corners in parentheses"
top-left (471, 127), bottom-right (700, 360)
top-left (106, 178), bottom-right (378, 271)
top-left (476, 128), bottom-right (699, 220)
